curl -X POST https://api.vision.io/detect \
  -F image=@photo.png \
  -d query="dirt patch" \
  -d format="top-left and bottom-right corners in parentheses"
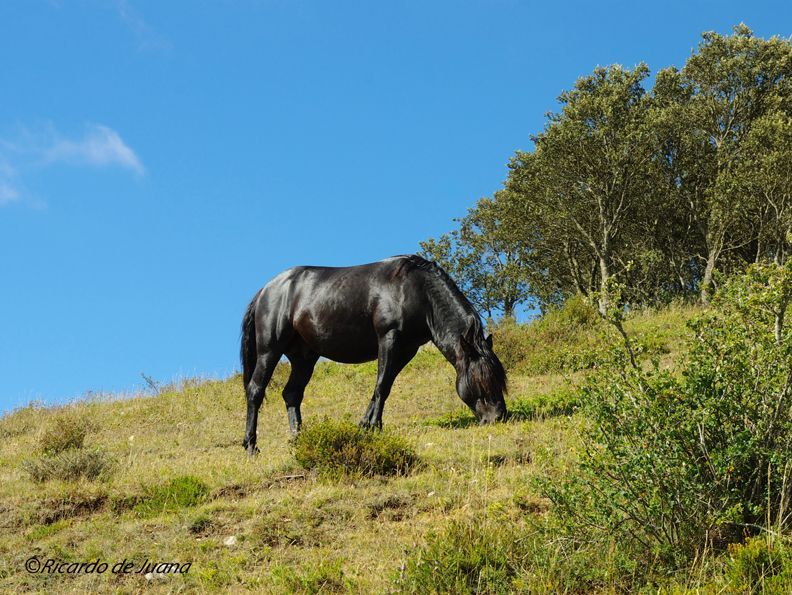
top-left (37, 494), bottom-right (108, 525)
top-left (368, 493), bottom-right (413, 521)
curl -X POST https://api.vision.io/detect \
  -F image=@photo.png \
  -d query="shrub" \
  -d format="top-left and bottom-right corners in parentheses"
top-left (726, 536), bottom-right (789, 592)
top-left (548, 262), bottom-right (792, 566)
top-left (22, 448), bottom-right (111, 483)
top-left (37, 410), bottom-right (93, 455)
top-left (397, 520), bottom-right (519, 594)
top-left (134, 475), bottom-right (209, 516)
top-left (396, 516), bottom-right (640, 594)
top-left (293, 418), bottom-right (418, 478)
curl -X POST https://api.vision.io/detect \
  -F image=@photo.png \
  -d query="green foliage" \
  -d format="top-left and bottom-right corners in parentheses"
top-left (726, 536), bottom-right (790, 592)
top-left (22, 448), bottom-right (111, 483)
top-left (420, 190), bottom-right (535, 318)
top-left (548, 262), bottom-right (792, 565)
top-left (427, 26), bottom-right (792, 313)
top-left (396, 517), bottom-right (640, 593)
top-left (509, 388), bottom-right (579, 419)
top-left (187, 512), bottom-right (213, 534)
top-left (37, 410), bottom-right (93, 455)
top-left (293, 418), bottom-right (418, 478)
top-left (134, 475), bottom-right (209, 516)
top-left (396, 520), bottom-right (520, 594)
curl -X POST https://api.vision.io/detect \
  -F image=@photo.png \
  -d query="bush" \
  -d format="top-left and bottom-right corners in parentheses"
top-left (293, 418), bottom-right (418, 478)
top-left (134, 475), bottom-right (209, 516)
top-left (726, 536), bottom-right (790, 592)
top-left (396, 516), bottom-right (637, 593)
top-left (22, 448), bottom-right (111, 483)
top-left (396, 520), bottom-right (519, 594)
top-left (37, 410), bottom-right (93, 455)
top-left (548, 262), bottom-right (792, 565)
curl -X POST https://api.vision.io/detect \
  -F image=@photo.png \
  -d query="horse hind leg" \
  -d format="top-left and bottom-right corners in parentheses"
top-left (282, 353), bottom-right (318, 436)
top-left (244, 351), bottom-right (280, 455)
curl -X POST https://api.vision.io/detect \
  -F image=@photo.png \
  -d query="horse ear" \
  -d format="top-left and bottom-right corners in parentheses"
top-left (485, 333), bottom-right (493, 349)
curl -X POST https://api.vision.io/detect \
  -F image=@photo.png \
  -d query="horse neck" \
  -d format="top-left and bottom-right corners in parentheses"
top-left (423, 274), bottom-right (476, 368)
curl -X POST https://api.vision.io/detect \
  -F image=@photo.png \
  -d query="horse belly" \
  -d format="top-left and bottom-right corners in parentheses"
top-left (293, 315), bottom-right (379, 363)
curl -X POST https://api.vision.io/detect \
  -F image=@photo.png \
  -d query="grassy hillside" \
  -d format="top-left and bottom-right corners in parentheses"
top-left (0, 304), bottom-right (702, 593)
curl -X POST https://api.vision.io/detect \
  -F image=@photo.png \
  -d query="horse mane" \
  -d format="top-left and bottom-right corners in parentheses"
top-left (391, 254), bottom-right (477, 312)
top-left (392, 254), bottom-right (507, 396)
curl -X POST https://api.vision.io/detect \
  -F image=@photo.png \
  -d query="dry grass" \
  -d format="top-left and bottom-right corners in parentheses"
top-left (0, 306), bottom-right (696, 593)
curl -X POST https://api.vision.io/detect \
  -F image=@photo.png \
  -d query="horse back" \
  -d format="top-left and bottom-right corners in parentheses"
top-left (253, 258), bottom-right (431, 363)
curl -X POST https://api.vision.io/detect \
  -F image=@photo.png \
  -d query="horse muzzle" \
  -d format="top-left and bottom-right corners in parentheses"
top-left (475, 400), bottom-right (508, 424)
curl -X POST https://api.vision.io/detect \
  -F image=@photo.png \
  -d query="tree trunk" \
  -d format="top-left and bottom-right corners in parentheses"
top-left (700, 246), bottom-right (718, 304)
top-left (597, 246), bottom-right (637, 368)
top-left (598, 254), bottom-right (611, 317)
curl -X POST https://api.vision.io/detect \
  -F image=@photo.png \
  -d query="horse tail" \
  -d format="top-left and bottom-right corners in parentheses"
top-left (241, 292), bottom-right (259, 390)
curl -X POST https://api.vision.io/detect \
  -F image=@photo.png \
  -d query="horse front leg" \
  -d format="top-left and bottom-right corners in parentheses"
top-left (360, 331), bottom-right (415, 429)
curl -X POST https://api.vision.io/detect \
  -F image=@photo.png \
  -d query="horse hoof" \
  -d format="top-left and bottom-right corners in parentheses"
top-left (246, 444), bottom-right (259, 456)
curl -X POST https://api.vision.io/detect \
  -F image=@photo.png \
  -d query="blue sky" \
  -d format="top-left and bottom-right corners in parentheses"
top-left (1, 1), bottom-right (789, 412)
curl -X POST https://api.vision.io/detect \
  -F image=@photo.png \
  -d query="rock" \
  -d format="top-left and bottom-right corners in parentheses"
top-left (144, 572), bottom-right (168, 581)
top-left (224, 535), bottom-right (238, 547)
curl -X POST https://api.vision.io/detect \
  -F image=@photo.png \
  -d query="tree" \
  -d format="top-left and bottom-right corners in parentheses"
top-left (732, 112), bottom-right (792, 265)
top-left (510, 64), bottom-right (655, 318)
top-left (420, 190), bottom-right (534, 319)
top-left (654, 25), bottom-right (792, 302)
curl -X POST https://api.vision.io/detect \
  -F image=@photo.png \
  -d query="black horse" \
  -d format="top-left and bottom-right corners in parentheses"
top-left (240, 254), bottom-right (507, 454)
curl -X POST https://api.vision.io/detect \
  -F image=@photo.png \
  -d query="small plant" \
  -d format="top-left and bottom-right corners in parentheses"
top-left (134, 475), bottom-right (209, 516)
top-left (397, 519), bottom-right (519, 593)
top-left (187, 512), bottom-right (214, 534)
top-left (509, 387), bottom-right (579, 419)
top-left (293, 418), bottom-right (418, 478)
top-left (22, 448), bottom-right (111, 483)
top-left (38, 410), bottom-right (93, 455)
top-left (726, 536), bottom-right (788, 592)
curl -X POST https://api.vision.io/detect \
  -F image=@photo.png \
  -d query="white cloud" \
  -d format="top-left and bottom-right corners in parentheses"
top-left (45, 124), bottom-right (144, 175)
top-left (114, 0), bottom-right (170, 51)
top-left (0, 182), bottom-right (20, 205)
top-left (0, 123), bottom-right (144, 207)
top-left (0, 160), bottom-right (20, 205)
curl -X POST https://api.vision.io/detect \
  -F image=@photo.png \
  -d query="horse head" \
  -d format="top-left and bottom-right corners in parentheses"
top-left (456, 325), bottom-right (508, 424)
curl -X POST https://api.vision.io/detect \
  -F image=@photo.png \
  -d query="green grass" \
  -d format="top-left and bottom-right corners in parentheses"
top-left (426, 385), bottom-right (580, 428)
top-left (1, 302), bottom-right (779, 593)
top-left (132, 475), bottom-right (210, 517)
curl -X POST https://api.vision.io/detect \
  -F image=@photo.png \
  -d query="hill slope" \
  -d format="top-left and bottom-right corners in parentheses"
top-left (0, 304), bottom-right (694, 593)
